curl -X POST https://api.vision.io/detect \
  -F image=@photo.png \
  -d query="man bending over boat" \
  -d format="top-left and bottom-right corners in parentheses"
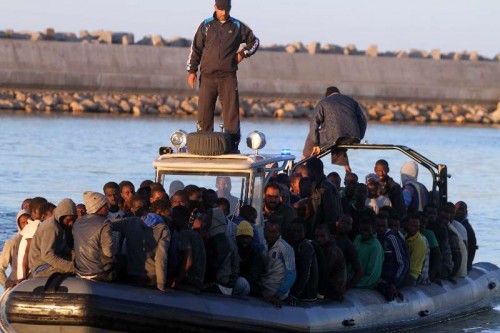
top-left (303, 86), bottom-right (367, 173)
top-left (29, 199), bottom-right (77, 278)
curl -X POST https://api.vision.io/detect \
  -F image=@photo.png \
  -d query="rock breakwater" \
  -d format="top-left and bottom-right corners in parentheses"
top-left (1, 90), bottom-right (499, 125)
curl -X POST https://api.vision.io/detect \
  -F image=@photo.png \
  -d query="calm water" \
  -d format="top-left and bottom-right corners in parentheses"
top-left (0, 112), bottom-right (499, 331)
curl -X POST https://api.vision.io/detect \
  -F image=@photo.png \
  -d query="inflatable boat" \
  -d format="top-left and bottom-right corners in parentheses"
top-left (1, 262), bottom-right (499, 333)
top-left (2, 131), bottom-right (499, 332)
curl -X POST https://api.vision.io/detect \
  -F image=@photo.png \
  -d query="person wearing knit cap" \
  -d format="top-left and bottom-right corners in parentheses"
top-left (72, 191), bottom-right (114, 281)
top-left (29, 199), bottom-right (77, 278)
top-left (236, 221), bottom-right (266, 296)
top-left (302, 86), bottom-right (367, 173)
top-left (187, 0), bottom-right (260, 152)
top-left (400, 161), bottom-right (429, 214)
top-left (0, 210), bottom-right (29, 287)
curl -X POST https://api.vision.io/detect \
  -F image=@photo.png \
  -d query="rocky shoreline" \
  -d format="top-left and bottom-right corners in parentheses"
top-left (1, 90), bottom-right (499, 125)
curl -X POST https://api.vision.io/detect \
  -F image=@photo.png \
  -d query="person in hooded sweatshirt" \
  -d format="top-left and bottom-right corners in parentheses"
top-left (29, 199), bottom-right (77, 278)
top-left (400, 161), bottom-right (429, 214)
top-left (111, 205), bottom-right (171, 291)
top-left (0, 210), bottom-right (30, 287)
top-left (73, 191), bottom-right (114, 281)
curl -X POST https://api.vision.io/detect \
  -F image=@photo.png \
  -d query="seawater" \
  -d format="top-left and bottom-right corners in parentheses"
top-left (0, 112), bottom-right (499, 332)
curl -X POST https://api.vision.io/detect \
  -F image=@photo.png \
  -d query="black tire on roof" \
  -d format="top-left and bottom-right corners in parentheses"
top-left (186, 132), bottom-right (232, 156)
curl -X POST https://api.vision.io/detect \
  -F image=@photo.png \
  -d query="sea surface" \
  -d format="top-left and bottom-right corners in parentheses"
top-left (0, 112), bottom-right (499, 332)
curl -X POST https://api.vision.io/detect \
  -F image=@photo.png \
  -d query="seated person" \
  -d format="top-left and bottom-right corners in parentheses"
top-left (170, 206), bottom-right (206, 293)
top-left (73, 192), bottom-right (114, 282)
top-left (236, 221), bottom-right (266, 296)
top-left (111, 208), bottom-right (171, 291)
top-left (403, 214), bottom-right (428, 286)
top-left (0, 210), bottom-right (29, 288)
top-left (365, 173), bottom-right (392, 215)
top-left (259, 221), bottom-right (296, 309)
top-left (418, 211), bottom-right (442, 282)
top-left (353, 216), bottom-right (383, 289)
top-left (29, 199), bottom-right (77, 278)
top-left (455, 201), bottom-right (477, 271)
top-left (288, 220), bottom-right (318, 302)
top-left (400, 161), bottom-right (429, 214)
top-left (335, 215), bottom-right (363, 289)
top-left (374, 213), bottom-right (409, 299)
top-left (315, 224), bottom-right (347, 301)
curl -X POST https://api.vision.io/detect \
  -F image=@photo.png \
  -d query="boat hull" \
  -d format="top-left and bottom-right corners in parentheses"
top-left (2, 262), bottom-right (500, 333)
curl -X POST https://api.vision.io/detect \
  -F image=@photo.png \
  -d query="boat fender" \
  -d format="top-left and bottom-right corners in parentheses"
top-left (418, 310), bottom-right (430, 317)
top-left (488, 281), bottom-right (497, 290)
top-left (342, 319), bottom-right (355, 327)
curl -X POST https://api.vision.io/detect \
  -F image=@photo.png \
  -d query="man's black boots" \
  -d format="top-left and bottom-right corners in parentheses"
top-left (229, 133), bottom-right (241, 154)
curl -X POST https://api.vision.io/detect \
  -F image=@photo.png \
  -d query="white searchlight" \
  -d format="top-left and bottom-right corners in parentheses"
top-left (170, 130), bottom-right (187, 152)
top-left (246, 131), bottom-right (266, 154)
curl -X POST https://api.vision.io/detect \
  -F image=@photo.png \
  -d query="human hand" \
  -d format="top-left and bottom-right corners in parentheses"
top-left (236, 52), bottom-right (244, 64)
top-left (310, 146), bottom-right (320, 156)
top-left (188, 72), bottom-right (197, 89)
top-left (269, 294), bottom-right (283, 309)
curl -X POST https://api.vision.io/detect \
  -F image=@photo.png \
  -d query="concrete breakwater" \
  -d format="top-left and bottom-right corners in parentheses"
top-left (1, 89), bottom-right (500, 125)
top-left (1, 39), bottom-right (499, 105)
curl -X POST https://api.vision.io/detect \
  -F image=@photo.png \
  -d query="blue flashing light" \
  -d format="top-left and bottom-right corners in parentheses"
top-left (281, 148), bottom-right (291, 155)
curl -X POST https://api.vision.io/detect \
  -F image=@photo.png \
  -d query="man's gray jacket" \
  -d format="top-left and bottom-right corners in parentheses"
top-left (303, 93), bottom-right (367, 156)
top-left (73, 214), bottom-right (113, 277)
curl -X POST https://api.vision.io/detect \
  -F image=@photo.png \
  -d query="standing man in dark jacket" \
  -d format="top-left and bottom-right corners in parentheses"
top-left (73, 191), bottom-right (114, 281)
top-left (303, 86), bottom-right (367, 172)
top-left (187, 0), bottom-right (259, 152)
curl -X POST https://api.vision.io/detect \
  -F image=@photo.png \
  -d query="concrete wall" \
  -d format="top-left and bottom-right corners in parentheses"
top-left (1, 39), bottom-right (499, 103)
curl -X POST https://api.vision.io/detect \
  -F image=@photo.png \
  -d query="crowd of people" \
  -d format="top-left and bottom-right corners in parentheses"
top-left (0, 158), bottom-right (477, 308)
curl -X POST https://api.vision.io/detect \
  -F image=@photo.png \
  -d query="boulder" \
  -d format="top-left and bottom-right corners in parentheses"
top-left (495, 54), bottom-right (500, 62)
top-left (136, 35), bottom-right (153, 46)
top-left (118, 99), bottom-right (132, 113)
top-left (79, 30), bottom-right (91, 39)
top-left (430, 49), bottom-right (441, 60)
top-left (80, 99), bottom-right (98, 111)
top-left (366, 45), bottom-right (378, 57)
top-left (95, 30), bottom-right (113, 44)
top-left (70, 101), bottom-right (85, 113)
top-left (112, 32), bottom-right (134, 44)
top-left (15, 91), bottom-right (27, 102)
top-left (343, 44), bottom-right (358, 55)
top-left (320, 44), bottom-right (343, 54)
top-left (285, 44), bottom-right (298, 54)
top-left (396, 51), bottom-right (408, 58)
top-left (452, 52), bottom-right (466, 61)
top-left (152, 34), bottom-right (166, 47)
top-left (55, 32), bottom-right (78, 42)
top-left (0, 99), bottom-right (14, 109)
top-left (180, 100), bottom-right (196, 114)
top-left (30, 32), bottom-right (43, 41)
top-left (168, 36), bottom-right (191, 47)
top-left (44, 27), bottom-right (55, 39)
top-left (158, 104), bottom-right (173, 114)
top-left (409, 49), bottom-right (427, 59)
top-left (42, 95), bottom-right (58, 106)
top-left (132, 106), bottom-right (144, 116)
top-left (468, 51), bottom-right (479, 61)
top-left (380, 111), bottom-right (395, 122)
top-left (306, 42), bottom-right (320, 55)
top-left (488, 102), bottom-right (500, 123)
top-left (4, 29), bottom-right (14, 37)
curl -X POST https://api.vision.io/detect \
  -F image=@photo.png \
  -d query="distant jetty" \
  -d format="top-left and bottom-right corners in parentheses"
top-left (0, 28), bottom-right (499, 124)
top-left (1, 28), bottom-right (499, 62)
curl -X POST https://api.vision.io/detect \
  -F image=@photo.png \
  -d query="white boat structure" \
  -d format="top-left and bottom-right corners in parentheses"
top-left (1, 131), bottom-right (499, 333)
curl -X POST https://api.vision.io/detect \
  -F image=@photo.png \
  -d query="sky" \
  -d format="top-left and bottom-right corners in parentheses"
top-left (1, 0), bottom-right (499, 57)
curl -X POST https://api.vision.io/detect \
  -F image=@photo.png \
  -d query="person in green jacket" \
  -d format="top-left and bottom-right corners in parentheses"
top-left (353, 217), bottom-right (383, 288)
